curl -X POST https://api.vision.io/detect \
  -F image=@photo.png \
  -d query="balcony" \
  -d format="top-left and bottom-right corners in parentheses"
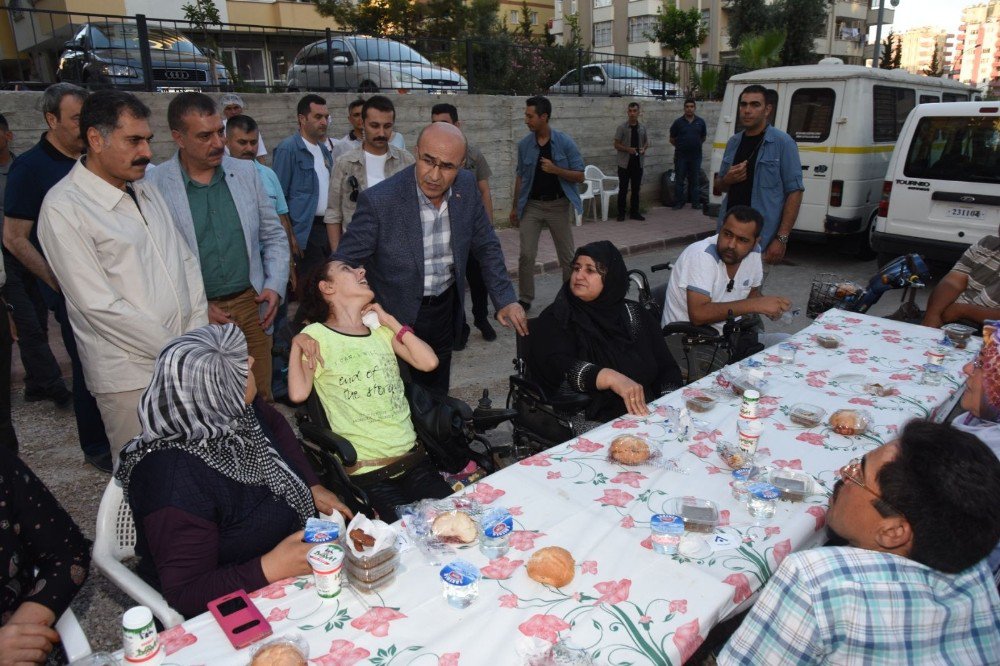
top-left (867, 6), bottom-right (894, 25)
top-left (835, 0), bottom-right (869, 20)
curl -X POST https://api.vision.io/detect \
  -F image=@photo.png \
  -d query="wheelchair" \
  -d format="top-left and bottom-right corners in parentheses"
top-left (295, 386), bottom-right (515, 518)
top-left (628, 264), bottom-right (765, 384)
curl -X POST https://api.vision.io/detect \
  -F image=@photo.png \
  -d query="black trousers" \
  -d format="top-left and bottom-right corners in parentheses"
top-left (465, 254), bottom-right (488, 324)
top-left (357, 459), bottom-right (454, 522)
top-left (617, 164), bottom-right (643, 216)
top-left (410, 284), bottom-right (456, 396)
top-left (3, 259), bottom-right (65, 394)
top-left (0, 299), bottom-right (18, 454)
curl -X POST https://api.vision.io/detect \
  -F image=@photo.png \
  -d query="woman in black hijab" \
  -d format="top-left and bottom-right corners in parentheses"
top-left (527, 241), bottom-right (681, 424)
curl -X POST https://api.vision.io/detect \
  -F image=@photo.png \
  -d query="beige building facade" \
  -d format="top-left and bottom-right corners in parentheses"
top-left (898, 26), bottom-right (952, 75)
top-left (951, 0), bottom-right (1000, 93)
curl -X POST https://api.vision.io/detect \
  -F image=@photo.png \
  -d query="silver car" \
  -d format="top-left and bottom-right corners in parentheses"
top-left (285, 36), bottom-right (467, 93)
top-left (548, 63), bottom-right (677, 98)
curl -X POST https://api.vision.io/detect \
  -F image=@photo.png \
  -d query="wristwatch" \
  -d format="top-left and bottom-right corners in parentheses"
top-left (776, 234), bottom-right (790, 244)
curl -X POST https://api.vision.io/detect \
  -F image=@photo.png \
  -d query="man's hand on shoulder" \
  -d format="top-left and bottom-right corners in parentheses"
top-left (496, 302), bottom-right (528, 336)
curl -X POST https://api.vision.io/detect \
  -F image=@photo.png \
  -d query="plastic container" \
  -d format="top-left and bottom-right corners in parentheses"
top-left (746, 482), bottom-right (780, 519)
top-left (814, 333), bottom-right (842, 349)
top-left (737, 418), bottom-right (763, 459)
top-left (925, 347), bottom-right (948, 366)
top-left (649, 514), bottom-right (685, 555)
top-left (921, 364), bottom-right (945, 386)
top-left (942, 323), bottom-right (975, 349)
top-left (344, 543), bottom-right (399, 593)
top-left (669, 497), bottom-right (719, 534)
top-left (440, 560), bottom-right (480, 609)
top-left (716, 441), bottom-right (750, 470)
top-left (344, 543), bottom-right (398, 571)
top-left (307, 543), bottom-right (345, 598)
top-left (684, 394), bottom-right (717, 413)
top-left (122, 606), bottom-right (162, 666)
top-left (789, 403), bottom-right (825, 428)
top-left (731, 466), bottom-right (758, 501)
top-left (344, 552), bottom-right (399, 584)
top-left (776, 342), bottom-right (796, 364)
top-left (768, 469), bottom-right (813, 502)
top-left (739, 389), bottom-right (760, 419)
top-left (829, 409), bottom-right (872, 436)
top-left (346, 569), bottom-right (398, 593)
top-left (479, 508), bottom-right (513, 559)
top-left (863, 383), bottom-right (895, 397)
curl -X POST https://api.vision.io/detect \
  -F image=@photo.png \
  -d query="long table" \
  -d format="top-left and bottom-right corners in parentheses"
top-left (138, 310), bottom-right (976, 665)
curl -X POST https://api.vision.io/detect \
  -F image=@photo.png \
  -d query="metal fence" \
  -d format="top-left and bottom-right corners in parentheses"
top-left (1, 4), bottom-right (741, 98)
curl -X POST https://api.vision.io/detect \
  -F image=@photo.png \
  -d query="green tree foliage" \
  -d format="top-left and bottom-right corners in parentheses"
top-left (879, 31), bottom-right (896, 69)
top-left (649, 6), bottom-right (707, 61)
top-left (923, 45), bottom-right (943, 77)
top-left (182, 0), bottom-right (227, 87)
top-left (314, 0), bottom-right (501, 41)
top-left (892, 37), bottom-right (902, 69)
top-left (563, 12), bottom-right (583, 49)
top-left (517, 1), bottom-right (534, 41)
top-left (738, 29), bottom-right (786, 70)
top-left (726, 0), bottom-right (829, 66)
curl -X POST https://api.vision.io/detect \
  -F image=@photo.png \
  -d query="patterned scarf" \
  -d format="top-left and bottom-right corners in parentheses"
top-left (979, 320), bottom-right (1000, 423)
top-left (115, 324), bottom-right (315, 525)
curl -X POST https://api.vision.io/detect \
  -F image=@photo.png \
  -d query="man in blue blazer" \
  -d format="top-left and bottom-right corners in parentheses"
top-left (335, 122), bottom-right (527, 394)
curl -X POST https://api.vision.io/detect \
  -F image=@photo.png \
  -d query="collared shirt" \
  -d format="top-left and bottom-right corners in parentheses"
top-left (37, 160), bottom-right (208, 393)
top-left (182, 166), bottom-right (250, 300)
top-left (515, 128), bottom-right (585, 217)
top-left (717, 124), bottom-right (803, 249)
top-left (614, 121), bottom-right (650, 169)
top-left (718, 547), bottom-right (1000, 665)
top-left (252, 161), bottom-right (289, 216)
top-left (325, 145), bottom-right (415, 229)
top-left (4, 134), bottom-right (77, 258)
top-left (662, 234), bottom-right (762, 332)
top-left (669, 115), bottom-right (707, 155)
top-left (416, 184), bottom-right (453, 297)
top-left (271, 134), bottom-right (332, 246)
top-left (953, 235), bottom-right (1000, 309)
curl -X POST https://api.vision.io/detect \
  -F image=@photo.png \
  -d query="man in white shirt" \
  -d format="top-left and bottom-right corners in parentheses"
top-left (329, 97), bottom-right (364, 162)
top-left (663, 205), bottom-right (790, 333)
top-left (220, 93), bottom-right (266, 163)
top-left (325, 95), bottom-right (413, 252)
top-left (37, 90), bottom-right (207, 461)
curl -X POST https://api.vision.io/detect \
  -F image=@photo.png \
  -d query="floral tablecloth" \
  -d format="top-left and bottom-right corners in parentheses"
top-left (143, 310), bottom-right (976, 666)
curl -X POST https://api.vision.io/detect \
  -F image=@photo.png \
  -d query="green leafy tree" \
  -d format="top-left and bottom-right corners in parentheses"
top-left (879, 31), bottom-right (896, 69)
top-left (777, 0), bottom-right (827, 65)
top-left (182, 0), bottom-right (226, 87)
top-left (313, 0), bottom-right (423, 41)
top-left (892, 37), bottom-right (902, 69)
top-left (563, 12), bottom-right (583, 49)
top-left (649, 6), bottom-right (707, 61)
top-left (691, 66), bottom-right (722, 99)
top-left (725, 0), bottom-right (772, 51)
top-left (923, 45), bottom-right (943, 76)
top-left (738, 29), bottom-right (786, 70)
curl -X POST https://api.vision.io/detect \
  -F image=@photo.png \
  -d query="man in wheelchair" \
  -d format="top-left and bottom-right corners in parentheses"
top-left (662, 205), bottom-right (791, 346)
top-left (288, 259), bottom-right (455, 521)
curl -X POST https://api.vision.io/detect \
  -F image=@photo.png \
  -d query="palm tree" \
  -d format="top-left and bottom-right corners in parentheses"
top-left (738, 29), bottom-right (786, 70)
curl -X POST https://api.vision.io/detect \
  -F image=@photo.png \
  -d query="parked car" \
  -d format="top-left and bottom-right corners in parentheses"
top-left (285, 36), bottom-right (466, 93)
top-left (56, 22), bottom-right (228, 90)
top-left (547, 63), bottom-right (678, 98)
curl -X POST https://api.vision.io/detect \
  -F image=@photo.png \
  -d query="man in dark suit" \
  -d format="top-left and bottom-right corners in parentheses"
top-left (335, 122), bottom-right (527, 394)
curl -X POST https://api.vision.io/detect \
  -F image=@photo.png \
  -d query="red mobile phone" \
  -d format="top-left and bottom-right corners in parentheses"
top-left (207, 589), bottom-right (273, 649)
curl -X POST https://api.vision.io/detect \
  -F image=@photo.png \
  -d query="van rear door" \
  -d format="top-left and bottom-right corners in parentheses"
top-left (892, 113), bottom-right (1000, 247)
top-left (779, 82), bottom-right (844, 235)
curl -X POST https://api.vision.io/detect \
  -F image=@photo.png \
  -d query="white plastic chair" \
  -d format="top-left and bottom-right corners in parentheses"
top-left (93, 481), bottom-right (184, 629)
top-left (56, 608), bottom-right (91, 663)
top-left (577, 179), bottom-right (595, 226)
top-left (584, 165), bottom-right (620, 221)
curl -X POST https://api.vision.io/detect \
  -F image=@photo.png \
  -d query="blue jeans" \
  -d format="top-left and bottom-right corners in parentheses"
top-left (675, 152), bottom-right (702, 206)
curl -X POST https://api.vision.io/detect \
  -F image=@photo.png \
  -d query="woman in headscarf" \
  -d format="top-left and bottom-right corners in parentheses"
top-left (115, 324), bottom-right (351, 619)
top-left (952, 320), bottom-right (1000, 571)
top-left (527, 241), bottom-right (682, 425)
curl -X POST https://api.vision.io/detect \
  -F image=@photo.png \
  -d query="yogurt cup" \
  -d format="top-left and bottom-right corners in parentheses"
top-left (308, 543), bottom-right (345, 598)
top-left (122, 606), bottom-right (163, 665)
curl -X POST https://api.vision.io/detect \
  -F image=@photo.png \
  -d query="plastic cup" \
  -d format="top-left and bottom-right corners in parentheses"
top-left (921, 364), bottom-right (945, 386)
top-left (926, 347), bottom-right (947, 366)
top-left (308, 543), bottom-right (345, 598)
top-left (479, 508), bottom-right (513, 559)
top-left (739, 389), bottom-right (760, 419)
top-left (122, 606), bottom-right (162, 665)
top-left (440, 560), bottom-right (480, 609)
top-left (649, 514), bottom-right (685, 555)
top-left (746, 482), bottom-right (780, 520)
top-left (777, 342), bottom-right (796, 364)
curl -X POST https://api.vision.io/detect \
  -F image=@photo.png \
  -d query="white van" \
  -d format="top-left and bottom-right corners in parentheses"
top-left (707, 59), bottom-right (976, 254)
top-left (870, 101), bottom-right (1000, 267)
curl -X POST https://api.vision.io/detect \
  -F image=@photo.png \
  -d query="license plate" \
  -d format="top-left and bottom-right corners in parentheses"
top-left (947, 207), bottom-right (982, 219)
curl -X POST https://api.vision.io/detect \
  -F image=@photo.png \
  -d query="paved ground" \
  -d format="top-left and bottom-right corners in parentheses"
top-left (14, 204), bottom-right (932, 657)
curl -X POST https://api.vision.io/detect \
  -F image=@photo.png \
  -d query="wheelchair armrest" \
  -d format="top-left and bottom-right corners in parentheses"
top-left (511, 375), bottom-right (592, 412)
top-left (436, 394), bottom-right (474, 421)
top-left (298, 421), bottom-right (358, 467)
top-left (662, 321), bottom-right (720, 338)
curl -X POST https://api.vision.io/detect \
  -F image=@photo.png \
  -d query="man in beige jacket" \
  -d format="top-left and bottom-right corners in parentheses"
top-left (38, 90), bottom-right (207, 462)
top-left (324, 95), bottom-right (413, 251)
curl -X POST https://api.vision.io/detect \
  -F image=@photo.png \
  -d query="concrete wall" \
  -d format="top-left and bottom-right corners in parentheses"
top-left (0, 91), bottom-right (719, 221)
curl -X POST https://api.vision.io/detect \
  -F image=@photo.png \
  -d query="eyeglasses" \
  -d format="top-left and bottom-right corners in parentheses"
top-left (347, 175), bottom-right (359, 203)
top-left (419, 155), bottom-right (459, 173)
top-left (839, 457), bottom-right (904, 517)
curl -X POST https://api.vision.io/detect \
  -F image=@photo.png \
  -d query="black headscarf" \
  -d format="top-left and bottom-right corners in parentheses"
top-left (551, 240), bottom-right (634, 368)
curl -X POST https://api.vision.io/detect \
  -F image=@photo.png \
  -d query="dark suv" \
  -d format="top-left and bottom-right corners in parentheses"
top-left (56, 22), bottom-right (228, 90)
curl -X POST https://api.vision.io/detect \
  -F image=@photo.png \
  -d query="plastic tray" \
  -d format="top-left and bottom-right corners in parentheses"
top-left (768, 468), bottom-right (814, 502)
top-left (346, 568), bottom-right (397, 593)
top-left (788, 403), bottom-right (825, 428)
top-left (344, 543), bottom-right (399, 570)
top-left (668, 497), bottom-right (719, 534)
top-left (345, 552), bottom-right (400, 583)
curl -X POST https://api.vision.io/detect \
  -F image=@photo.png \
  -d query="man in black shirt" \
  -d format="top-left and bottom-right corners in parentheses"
top-left (669, 99), bottom-right (707, 210)
top-left (613, 102), bottom-right (649, 221)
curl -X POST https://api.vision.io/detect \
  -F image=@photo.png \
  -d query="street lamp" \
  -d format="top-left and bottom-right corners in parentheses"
top-left (871, 0), bottom-right (901, 67)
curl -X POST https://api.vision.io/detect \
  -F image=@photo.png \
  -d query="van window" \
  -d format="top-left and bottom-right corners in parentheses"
top-left (873, 86), bottom-right (916, 142)
top-left (786, 88), bottom-right (835, 142)
top-left (943, 93), bottom-right (970, 102)
top-left (903, 116), bottom-right (1000, 184)
top-left (919, 95), bottom-right (940, 104)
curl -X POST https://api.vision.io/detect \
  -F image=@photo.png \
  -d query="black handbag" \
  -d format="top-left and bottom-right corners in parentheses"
top-left (405, 382), bottom-right (472, 474)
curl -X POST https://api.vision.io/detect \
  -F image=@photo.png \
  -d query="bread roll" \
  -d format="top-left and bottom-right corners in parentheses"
top-left (251, 643), bottom-right (307, 666)
top-left (830, 409), bottom-right (865, 436)
top-left (431, 511), bottom-right (477, 544)
top-left (527, 546), bottom-right (575, 587)
top-left (610, 435), bottom-right (650, 465)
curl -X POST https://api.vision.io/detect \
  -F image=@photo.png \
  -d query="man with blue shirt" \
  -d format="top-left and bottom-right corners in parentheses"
top-left (719, 421), bottom-right (1000, 664)
top-left (509, 96), bottom-right (585, 311)
top-left (715, 84), bottom-right (802, 266)
top-left (669, 99), bottom-right (707, 211)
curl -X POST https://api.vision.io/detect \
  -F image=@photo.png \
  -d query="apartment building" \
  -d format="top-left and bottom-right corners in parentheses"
top-left (550, 0), bottom-right (892, 66)
top-left (950, 0), bottom-right (1000, 94)
top-left (898, 26), bottom-right (952, 75)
